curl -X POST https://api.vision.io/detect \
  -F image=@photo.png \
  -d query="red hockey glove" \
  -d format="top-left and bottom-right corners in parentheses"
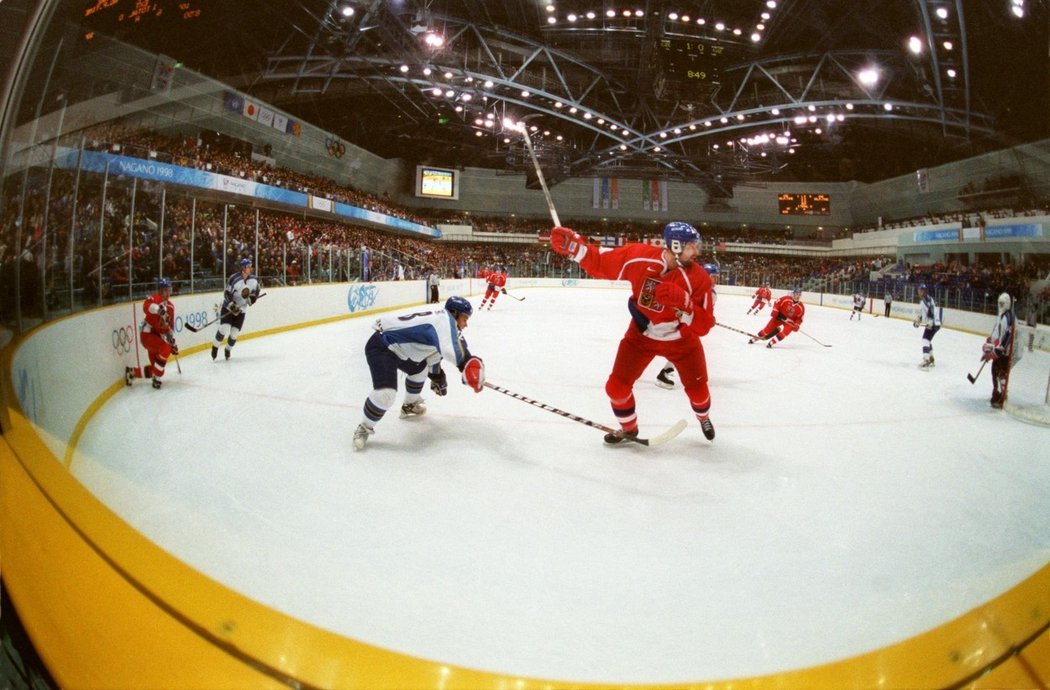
top-left (461, 357), bottom-right (485, 393)
top-left (981, 341), bottom-right (997, 361)
top-left (654, 282), bottom-right (691, 311)
top-left (550, 226), bottom-right (588, 261)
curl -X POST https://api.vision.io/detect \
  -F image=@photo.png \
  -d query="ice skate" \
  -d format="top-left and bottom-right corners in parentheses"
top-left (700, 417), bottom-right (715, 440)
top-left (766, 341), bottom-right (774, 348)
top-left (225, 348), bottom-right (231, 360)
top-left (748, 338), bottom-right (756, 344)
top-left (152, 378), bottom-right (162, 389)
top-left (655, 367), bottom-right (676, 389)
top-left (919, 354), bottom-right (934, 369)
top-left (124, 366), bottom-right (133, 386)
top-left (211, 345), bottom-right (218, 360)
top-left (603, 429), bottom-right (639, 445)
top-left (400, 400), bottom-right (427, 418)
top-left (352, 423), bottom-right (374, 451)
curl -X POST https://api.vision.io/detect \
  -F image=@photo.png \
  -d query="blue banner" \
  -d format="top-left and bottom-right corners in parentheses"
top-left (913, 229), bottom-right (960, 243)
top-left (59, 149), bottom-right (440, 238)
top-left (984, 223), bottom-right (1042, 239)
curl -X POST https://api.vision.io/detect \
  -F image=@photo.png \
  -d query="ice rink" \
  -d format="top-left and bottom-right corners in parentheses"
top-left (71, 288), bottom-right (1050, 683)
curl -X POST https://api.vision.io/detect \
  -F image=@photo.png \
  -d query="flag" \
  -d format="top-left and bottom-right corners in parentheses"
top-left (592, 178), bottom-right (601, 209)
top-left (242, 99), bottom-right (259, 120)
top-left (257, 106), bottom-right (275, 128)
top-left (223, 91), bottom-right (243, 113)
top-left (273, 112), bottom-right (288, 133)
top-left (289, 120), bottom-right (302, 136)
top-left (610, 178), bottom-right (619, 210)
top-left (642, 180), bottom-right (652, 210)
top-left (150, 54), bottom-right (177, 94)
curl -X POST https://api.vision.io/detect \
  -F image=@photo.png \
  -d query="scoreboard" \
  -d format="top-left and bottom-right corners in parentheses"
top-left (655, 37), bottom-right (724, 95)
top-left (83, 0), bottom-right (206, 31)
top-left (778, 193), bottom-right (831, 216)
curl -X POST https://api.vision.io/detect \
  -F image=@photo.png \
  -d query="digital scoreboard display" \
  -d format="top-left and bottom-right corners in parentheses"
top-left (415, 166), bottom-right (459, 200)
top-left (778, 193), bottom-right (831, 216)
top-left (82, 0), bottom-right (205, 36)
top-left (656, 38), bottom-right (725, 89)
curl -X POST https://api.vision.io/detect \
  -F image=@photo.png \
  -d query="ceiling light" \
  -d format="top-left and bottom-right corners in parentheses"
top-left (422, 67), bottom-right (432, 75)
top-left (454, 105), bottom-right (463, 112)
top-left (530, 125), bottom-right (538, 132)
top-left (943, 40), bottom-right (953, 50)
top-left (569, 107), bottom-right (578, 114)
top-left (483, 80), bottom-right (494, 88)
top-left (486, 112), bottom-right (494, 118)
top-left (659, 132), bottom-right (667, 138)
top-left (556, 135), bottom-right (563, 141)
top-left (845, 103), bottom-right (854, 110)
top-left (696, 17), bottom-right (705, 24)
top-left (554, 101), bottom-right (563, 108)
top-left (757, 23), bottom-right (765, 29)
top-left (653, 146), bottom-right (662, 152)
top-left (680, 15), bottom-right (690, 22)
top-left (668, 12), bottom-right (678, 20)
top-left (521, 90), bottom-right (530, 97)
top-left (715, 22), bottom-right (725, 30)
top-left (567, 13), bottom-right (577, 21)
top-left (771, 108), bottom-right (780, 115)
top-left (586, 11), bottom-right (596, 18)
top-left (946, 68), bottom-right (957, 78)
top-left (461, 93), bottom-right (472, 101)
top-left (543, 130), bottom-right (551, 136)
top-left (622, 9), bottom-right (632, 17)
top-left (619, 144), bottom-right (627, 150)
top-left (883, 102), bottom-right (893, 111)
top-left (475, 131), bottom-right (483, 137)
top-left (720, 116), bottom-right (728, 123)
top-left (545, 4), bottom-right (555, 11)
top-left (635, 9), bottom-right (644, 17)
top-left (424, 32), bottom-right (444, 48)
top-left (444, 71), bottom-right (453, 79)
top-left (339, 4), bottom-right (354, 17)
top-left (814, 128), bottom-right (822, 134)
top-left (908, 36), bottom-right (923, 54)
top-left (431, 87), bottom-right (442, 96)
top-left (583, 112), bottom-right (592, 119)
top-left (547, 16), bottom-right (556, 24)
top-left (858, 67), bottom-right (879, 85)
top-left (767, 0), bottom-right (777, 8)
top-left (936, 7), bottom-right (949, 19)
top-left (399, 64), bottom-right (409, 72)
top-left (736, 114), bottom-right (745, 120)
top-left (751, 31), bottom-right (761, 41)
top-left (597, 118), bottom-right (605, 124)
top-left (673, 127), bottom-right (681, 134)
top-left (733, 28), bottom-right (742, 35)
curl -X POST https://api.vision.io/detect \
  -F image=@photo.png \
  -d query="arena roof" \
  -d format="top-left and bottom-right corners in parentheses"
top-left (77, 0), bottom-right (1048, 191)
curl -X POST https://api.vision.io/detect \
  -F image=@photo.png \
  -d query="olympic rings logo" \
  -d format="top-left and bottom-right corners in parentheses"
top-left (112, 325), bottom-right (135, 354)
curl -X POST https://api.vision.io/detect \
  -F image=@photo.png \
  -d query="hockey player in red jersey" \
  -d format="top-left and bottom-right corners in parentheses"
top-left (479, 267), bottom-right (508, 310)
top-left (750, 288), bottom-right (805, 348)
top-left (125, 277), bottom-right (179, 389)
top-left (747, 285), bottom-right (772, 315)
top-left (550, 221), bottom-right (717, 442)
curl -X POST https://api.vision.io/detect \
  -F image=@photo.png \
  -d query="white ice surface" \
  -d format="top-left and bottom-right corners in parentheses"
top-left (73, 289), bottom-right (1050, 683)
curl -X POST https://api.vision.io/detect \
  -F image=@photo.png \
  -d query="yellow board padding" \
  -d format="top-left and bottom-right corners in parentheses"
top-left (1, 298), bottom-right (1048, 688)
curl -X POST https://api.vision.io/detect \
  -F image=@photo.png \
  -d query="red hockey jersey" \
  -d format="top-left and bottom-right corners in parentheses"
top-left (142, 292), bottom-right (175, 337)
top-left (771, 294), bottom-right (805, 324)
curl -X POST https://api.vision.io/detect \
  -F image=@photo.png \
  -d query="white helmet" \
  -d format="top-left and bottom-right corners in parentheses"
top-left (997, 292), bottom-right (1012, 314)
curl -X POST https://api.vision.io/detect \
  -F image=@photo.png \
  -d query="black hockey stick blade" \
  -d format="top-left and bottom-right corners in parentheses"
top-left (966, 359), bottom-right (988, 384)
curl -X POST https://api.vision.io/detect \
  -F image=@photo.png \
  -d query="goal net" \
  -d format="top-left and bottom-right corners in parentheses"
top-left (1003, 342), bottom-right (1050, 426)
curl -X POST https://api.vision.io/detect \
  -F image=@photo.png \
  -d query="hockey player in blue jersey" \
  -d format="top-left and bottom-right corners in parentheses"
top-left (353, 296), bottom-right (486, 451)
top-left (212, 257), bottom-right (261, 360)
top-left (914, 284), bottom-right (941, 368)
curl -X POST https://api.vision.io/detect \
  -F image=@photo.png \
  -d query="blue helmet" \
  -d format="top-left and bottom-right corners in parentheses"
top-left (663, 221), bottom-right (700, 254)
top-left (918, 283), bottom-right (928, 291)
top-left (702, 262), bottom-right (720, 275)
top-left (445, 296), bottom-right (473, 318)
top-left (792, 287), bottom-right (802, 298)
top-left (239, 257), bottom-right (252, 268)
top-left (157, 277), bottom-right (172, 290)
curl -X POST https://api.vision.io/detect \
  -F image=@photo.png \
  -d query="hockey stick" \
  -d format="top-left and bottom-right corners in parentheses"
top-left (483, 382), bottom-right (687, 447)
top-left (966, 359), bottom-right (988, 384)
top-left (501, 289), bottom-right (525, 302)
top-left (185, 292), bottom-right (267, 333)
top-left (520, 126), bottom-right (561, 227)
top-left (798, 328), bottom-right (833, 347)
top-left (716, 321), bottom-right (763, 340)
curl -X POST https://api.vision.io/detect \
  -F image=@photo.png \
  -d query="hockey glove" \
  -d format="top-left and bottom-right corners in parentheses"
top-left (500, 288), bottom-right (507, 295)
top-left (170, 342), bottom-right (179, 356)
top-left (654, 282), bottom-right (691, 311)
top-left (249, 294), bottom-right (258, 305)
top-left (228, 302), bottom-right (241, 315)
top-left (913, 316), bottom-right (922, 328)
top-left (461, 357), bottom-right (485, 393)
top-left (550, 226), bottom-right (588, 262)
top-left (429, 368), bottom-right (448, 396)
